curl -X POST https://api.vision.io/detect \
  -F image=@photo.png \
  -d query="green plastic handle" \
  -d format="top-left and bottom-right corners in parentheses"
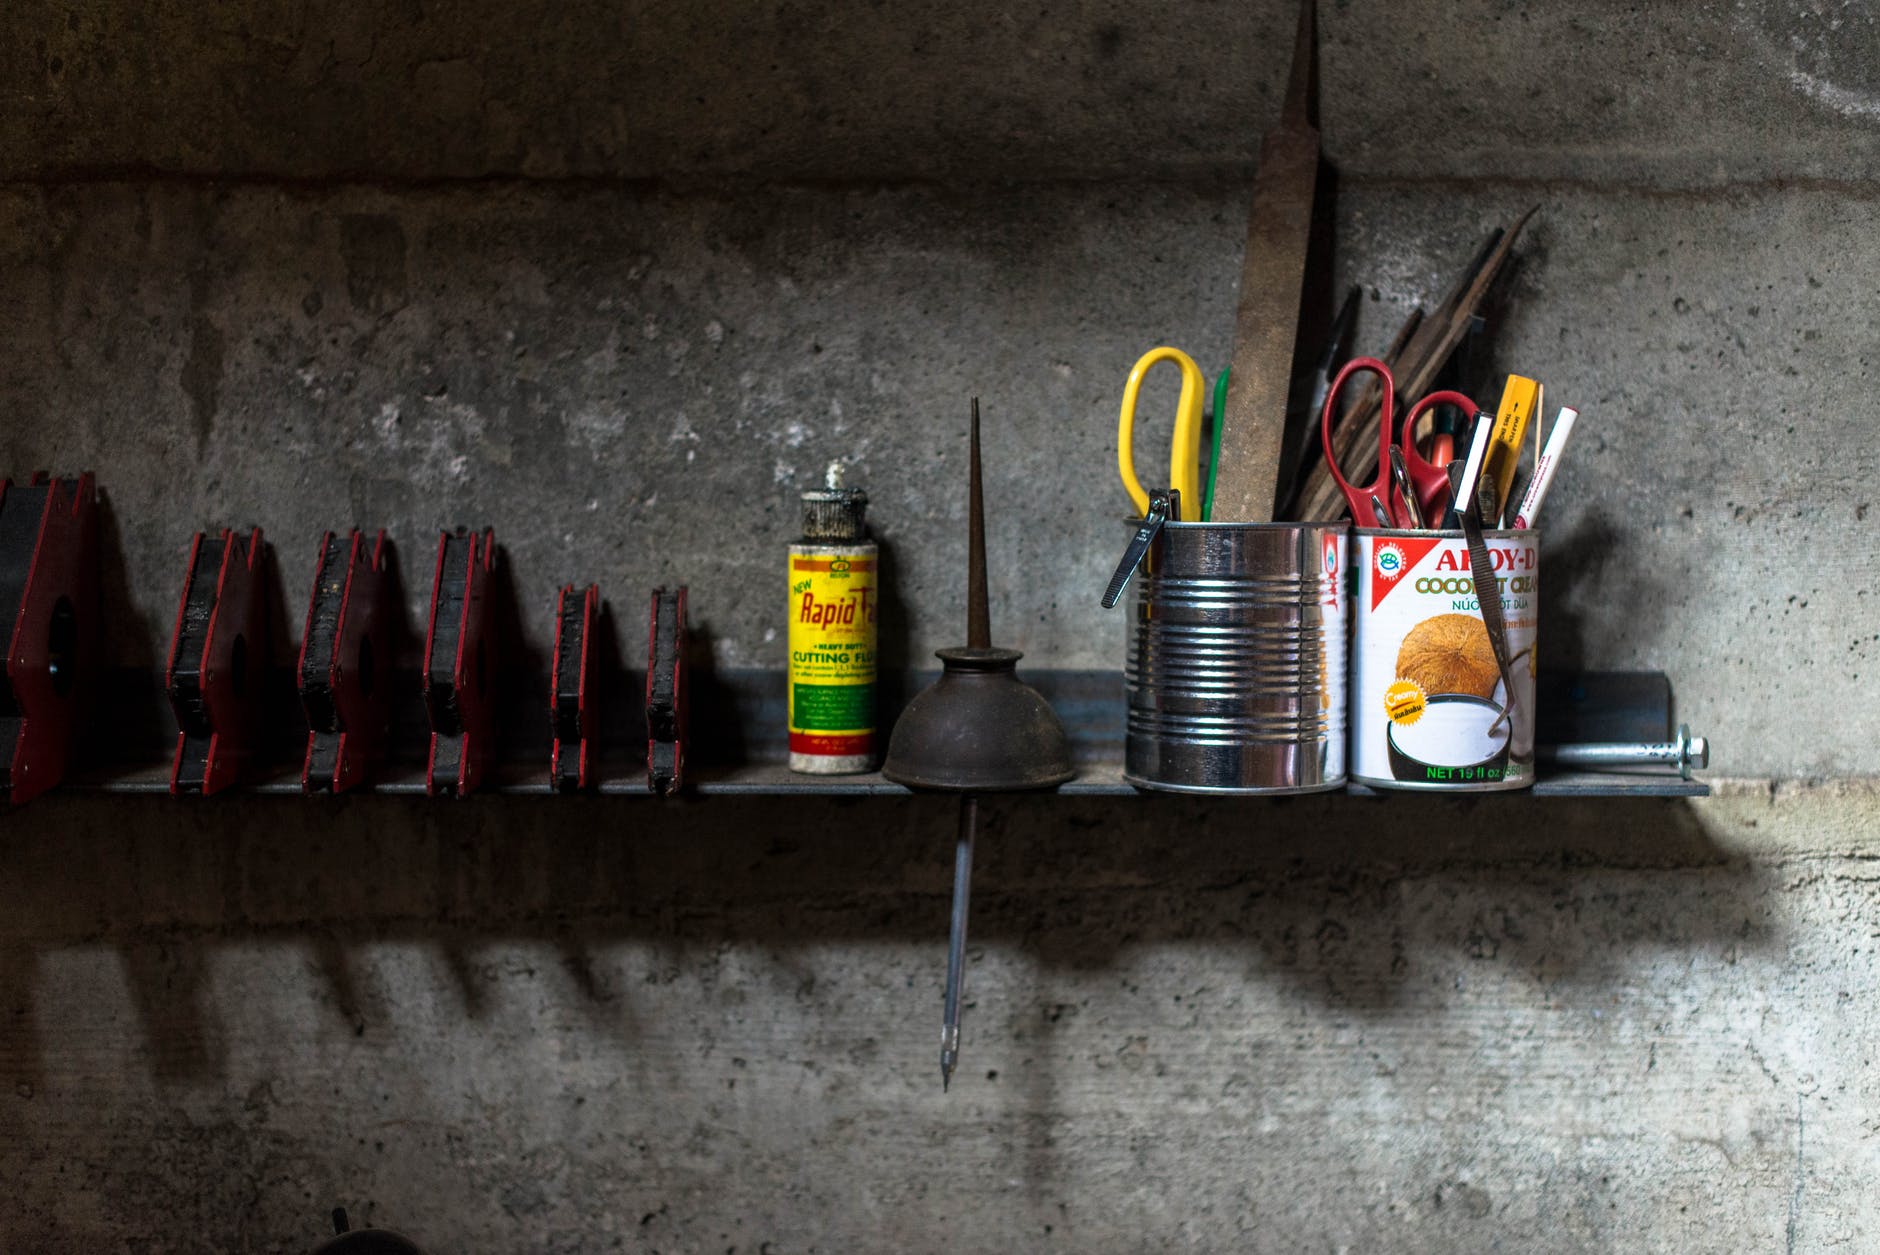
top-left (1203, 367), bottom-right (1230, 522)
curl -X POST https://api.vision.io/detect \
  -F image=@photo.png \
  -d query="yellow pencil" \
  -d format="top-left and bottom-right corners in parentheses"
top-left (1485, 374), bottom-right (1539, 521)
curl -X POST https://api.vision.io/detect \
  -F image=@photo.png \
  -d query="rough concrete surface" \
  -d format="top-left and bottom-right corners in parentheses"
top-left (2, 179), bottom-right (1874, 774)
top-left (0, 781), bottom-right (1875, 1251)
top-left (4, 2), bottom-right (1878, 1249)
top-left (5, 2), bottom-right (1880, 186)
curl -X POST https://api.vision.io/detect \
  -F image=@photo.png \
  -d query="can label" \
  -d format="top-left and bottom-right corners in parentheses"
top-left (787, 546), bottom-right (877, 765)
top-left (1351, 531), bottom-right (1538, 789)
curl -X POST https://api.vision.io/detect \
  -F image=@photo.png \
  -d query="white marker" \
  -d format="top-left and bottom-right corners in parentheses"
top-left (1445, 410), bottom-right (1496, 528)
top-left (1512, 406), bottom-right (1578, 529)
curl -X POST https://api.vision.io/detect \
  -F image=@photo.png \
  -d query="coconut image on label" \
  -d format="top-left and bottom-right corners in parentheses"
top-left (1386, 612), bottom-right (1512, 781)
top-left (1399, 613), bottom-right (1499, 698)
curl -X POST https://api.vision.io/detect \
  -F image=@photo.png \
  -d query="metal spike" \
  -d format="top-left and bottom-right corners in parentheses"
top-left (968, 399), bottom-right (989, 650)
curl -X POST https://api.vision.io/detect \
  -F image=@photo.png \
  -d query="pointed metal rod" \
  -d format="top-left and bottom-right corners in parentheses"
top-left (941, 792), bottom-right (977, 1091)
top-left (944, 397), bottom-right (990, 1092)
top-left (967, 398), bottom-right (990, 650)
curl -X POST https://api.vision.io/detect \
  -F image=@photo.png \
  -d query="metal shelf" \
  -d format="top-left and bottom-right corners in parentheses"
top-left (686, 762), bottom-right (1706, 798)
top-left (62, 758), bottom-right (1705, 798)
top-left (45, 667), bottom-right (1707, 799)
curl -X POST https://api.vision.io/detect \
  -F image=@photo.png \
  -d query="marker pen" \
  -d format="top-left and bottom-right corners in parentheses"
top-left (1513, 406), bottom-right (1578, 530)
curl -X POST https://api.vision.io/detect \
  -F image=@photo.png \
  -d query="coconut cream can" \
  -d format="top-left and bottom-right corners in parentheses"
top-left (1350, 528), bottom-right (1539, 790)
top-left (787, 485), bottom-right (878, 773)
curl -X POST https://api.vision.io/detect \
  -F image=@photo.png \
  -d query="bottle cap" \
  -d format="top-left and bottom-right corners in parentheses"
top-left (800, 488), bottom-right (869, 542)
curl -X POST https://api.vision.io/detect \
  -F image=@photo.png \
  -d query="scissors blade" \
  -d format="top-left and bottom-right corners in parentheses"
top-left (1389, 447), bottom-right (1425, 528)
top-left (1363, 493), bottom-right (1385, 529)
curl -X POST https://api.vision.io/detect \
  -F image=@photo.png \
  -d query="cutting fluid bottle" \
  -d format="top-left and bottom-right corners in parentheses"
top-left (787, 480), bottom-right (877, 773)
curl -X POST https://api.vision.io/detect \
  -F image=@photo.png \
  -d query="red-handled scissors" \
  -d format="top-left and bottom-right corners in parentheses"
top-left (1320, 356), bottom-right (1481, 527)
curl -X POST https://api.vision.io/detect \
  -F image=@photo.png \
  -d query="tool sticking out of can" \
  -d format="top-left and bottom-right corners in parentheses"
top-left (1211, 0), bottom-right (1320, 522)
top-left (1295, 210), bottom-right (1536, 524)
top-left (1512, 407), bottom-right (1577, 530)
top-left (1318, 355), bottom-right (1481, 529)
top-left (882, 400), bottom-right (1073, 1090)
top-left (1318, 351), bottom-right (1584, 533)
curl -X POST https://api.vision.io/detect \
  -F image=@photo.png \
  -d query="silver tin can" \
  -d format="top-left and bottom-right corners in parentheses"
top-left (1349, 527), bottom-right (1538, 791)
top-left (1123, 520), bottom-right (1348, 794)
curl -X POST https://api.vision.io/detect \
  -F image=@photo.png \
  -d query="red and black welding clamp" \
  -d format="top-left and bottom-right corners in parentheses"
top-left (0, 473), bottom-right (99, 805)
top-left (298, 530), bottom-right (392, 794)
top-left (646, 586), bottom-right (688, 795)
top-left (165, 528), bottom-right (266, 795)
top-left (423, 528), bottom-right (496, 797)
top-left (550, 583), bottom-right (598, 791)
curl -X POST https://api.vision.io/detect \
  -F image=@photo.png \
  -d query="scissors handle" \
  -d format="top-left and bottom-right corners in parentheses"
top-left (1320, 356), bottom-right (1395, 527)
top-left (1400, 389), bottom-right (1479, 522)
top-left (1117, 347), bottom-right (1205, 517)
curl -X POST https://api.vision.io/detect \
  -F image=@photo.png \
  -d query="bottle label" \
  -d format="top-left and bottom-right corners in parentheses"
top-left (787, 551), bottom-right (877, 758)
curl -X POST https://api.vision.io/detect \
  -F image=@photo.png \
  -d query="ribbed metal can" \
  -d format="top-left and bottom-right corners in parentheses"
top-left (1123, 520), bottom-right (1348, 793)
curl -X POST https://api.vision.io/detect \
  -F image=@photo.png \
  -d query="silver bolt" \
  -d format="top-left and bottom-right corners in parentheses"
top-left (1537, 724), bottom-right (1709, 780)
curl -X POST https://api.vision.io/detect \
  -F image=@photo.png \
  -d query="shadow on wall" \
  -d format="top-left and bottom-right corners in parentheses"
top-left (0, 791), bottom-right (1769, 1092)
top-left (1539, 506), bottom-right (1633, 677)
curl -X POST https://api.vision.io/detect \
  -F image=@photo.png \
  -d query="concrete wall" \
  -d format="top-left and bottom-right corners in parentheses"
top-left (2, 0), bottom-right (1877, 1249)
top-left (4, 177), bottom-right (1871, 774)
top-left (4, 784), bottom-right (1877, 1251)
top-left (7, 2), bottom-right (1879, 185)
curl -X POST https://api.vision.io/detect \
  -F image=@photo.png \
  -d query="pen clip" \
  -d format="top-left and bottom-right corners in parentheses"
top-left (1103, 488), bottom-right (1178, 609)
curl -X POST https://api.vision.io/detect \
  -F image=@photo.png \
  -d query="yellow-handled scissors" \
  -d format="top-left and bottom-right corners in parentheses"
top-left (1116, 346), bottom-right (1205, 519)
